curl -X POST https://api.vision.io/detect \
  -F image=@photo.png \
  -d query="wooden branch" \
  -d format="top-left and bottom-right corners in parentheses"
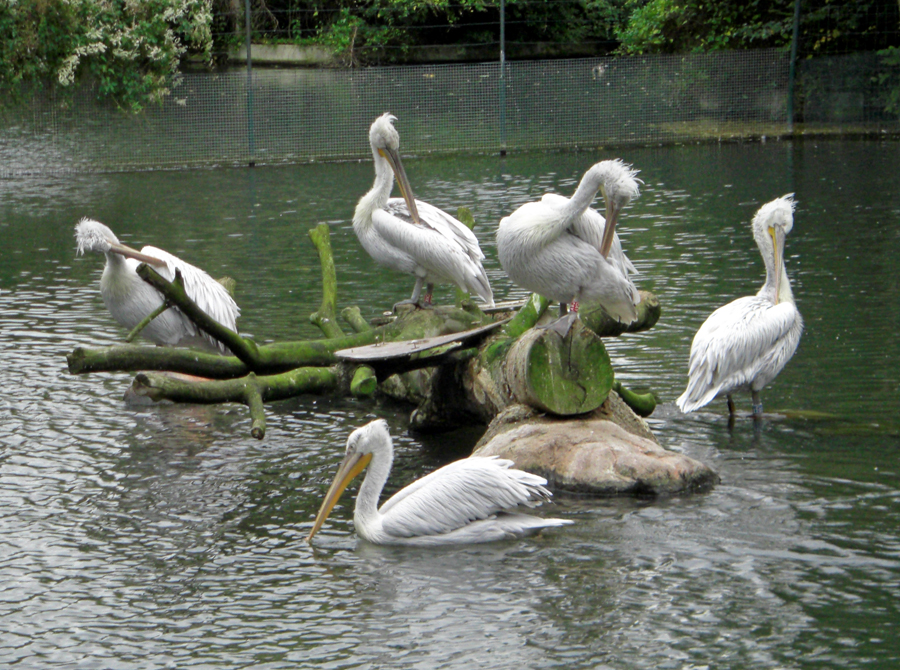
top-left (582, 290), bottom-right (661, 337)
top-left (128, 366), bottom-right (340, 438)
top-left (136, 264), bottom-right (260, 366)
top-left (126, 301), bottom-right (171, 343)
top-left (350, 365), bottom-right (377, 397)
top-left (67, 329), bottom-right (385, 377)
top-left (613, 381), bottom-right (658, 417)
top-left (341, 306), bottom-right (373, 333)
top-left (308, 223), bottom-right (344, 339)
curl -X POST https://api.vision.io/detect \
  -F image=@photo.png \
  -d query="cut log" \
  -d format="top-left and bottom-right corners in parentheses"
top-left (505, 317), bottom-right (613, 416)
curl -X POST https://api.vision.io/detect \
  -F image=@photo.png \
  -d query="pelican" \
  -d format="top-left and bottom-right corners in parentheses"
top-left (75, 218), bottom-right (240, 353)
top-left (307, 419), bottom-right (571, 546)
top-left (496, 159), bottom-right (641, 325)
top-left (353, 113), bottom-right (494, 308)
top-left (676, 195), bottom-right (803, 417)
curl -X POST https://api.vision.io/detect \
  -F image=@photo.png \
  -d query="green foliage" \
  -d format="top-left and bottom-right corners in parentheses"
top-left (616, 0), bottom-right (796, 54)
top-left (878, 46), bottom-right (900, 116)
top-left (616, 0), bottom-right (899, 56)
top-left (0, 0), bottom-right (213, 112)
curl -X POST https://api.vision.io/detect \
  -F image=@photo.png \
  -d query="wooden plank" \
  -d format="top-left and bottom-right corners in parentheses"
top-left (335, 318), bottom-right (510, 362)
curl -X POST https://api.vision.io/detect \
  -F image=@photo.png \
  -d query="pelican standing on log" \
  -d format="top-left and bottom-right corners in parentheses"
top-left (495, 159), bottom-right (641, 325)
top-left (307, 419), bottom-right (571, 546)
top-left (353, 113), bottom-right (494, 308)
top-left (75, 218), bottom-right (240, 353)
top-left (676, 195), bottom-right (803, 417)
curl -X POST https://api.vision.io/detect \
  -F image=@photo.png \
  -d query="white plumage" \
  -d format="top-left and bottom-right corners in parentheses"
top-left (353, 113), bottom-right (494, 308)
top-left (75, 218), bottom-right (240, 353)
top-left (496, 159), bottom-right (641, 324)
top-left (677, 195), bottom-right (803, 416)
top-left (307, 419), bottom-right (571, 546)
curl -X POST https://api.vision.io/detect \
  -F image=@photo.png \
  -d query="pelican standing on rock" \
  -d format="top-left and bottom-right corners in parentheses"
top-left (496, 159), bottom-right (641, 325)
top-left (75, 218), bottom-right (240, 353)
top-left (307, 419), bottom-right (571, 546)
top-left (676, 195), bottom-right (803, 417)
top-left (353, 113), bottom-right (494, 308)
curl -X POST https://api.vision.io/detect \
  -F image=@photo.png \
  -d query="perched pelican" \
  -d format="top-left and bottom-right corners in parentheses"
top-left (75, 218), bottom-right (240, 353)
top-left (307, 419), bottom-right (571, 546)
top-left (353, 113), bottom-right (494, 308)
top-left (676, 195), bottom-right (803, 417)
top-left (496, 159), bottom-right (641, 324)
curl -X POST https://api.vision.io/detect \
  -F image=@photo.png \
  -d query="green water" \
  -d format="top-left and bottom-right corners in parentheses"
top-left (0, 138), bottom-right (898, 668)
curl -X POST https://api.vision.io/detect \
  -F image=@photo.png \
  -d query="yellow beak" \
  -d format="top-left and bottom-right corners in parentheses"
top-left (108, 242), bottom-right (168, 268)
top-left (307, 451), bottom-right (373, 542)
top-left (379, 147), bottom-right (421, 225)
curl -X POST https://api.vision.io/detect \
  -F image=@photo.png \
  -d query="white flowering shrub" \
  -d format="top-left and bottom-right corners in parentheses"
top-left (1, 0), bottom-right (213, 111)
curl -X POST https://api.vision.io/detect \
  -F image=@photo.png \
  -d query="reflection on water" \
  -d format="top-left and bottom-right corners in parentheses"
top-left (1, 139), bottom-right (899, 669)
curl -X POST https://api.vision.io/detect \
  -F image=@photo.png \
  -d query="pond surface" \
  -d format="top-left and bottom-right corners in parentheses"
top-left (1, 138), bottom-right (898, 669)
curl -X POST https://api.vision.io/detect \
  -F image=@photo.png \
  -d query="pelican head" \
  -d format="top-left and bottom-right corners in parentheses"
top-left (74, 218), bottom-right (165, 267)
top-left (368, 113), bottom-right (421, 224)
top-left (583, 159), bottom-right (640, 257)
top-left (75, 218), bottom-right (119, 255)
top-left (752, 194), bottom-right (795, 303)
top-left (307, 419), bottom-right (389, 541)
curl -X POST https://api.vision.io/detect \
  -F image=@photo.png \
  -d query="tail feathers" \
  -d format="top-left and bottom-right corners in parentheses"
top-left (676, 384), bottom-right (721, 413)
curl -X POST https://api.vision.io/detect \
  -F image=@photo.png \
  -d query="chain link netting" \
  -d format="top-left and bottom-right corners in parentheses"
top-left (2, 48), bottom-right (896, 177)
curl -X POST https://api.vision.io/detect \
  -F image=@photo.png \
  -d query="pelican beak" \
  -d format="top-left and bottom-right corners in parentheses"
top-left (379, 147), bottom-right (421, 225)
top-left (307, 451), bottom-right (373, 542)
top-left (600, 196), bottom-right (620, 259)
top-left (770, 226), bottom-right (784, 304)
top-left (107, 242), bottom-right (168, 268)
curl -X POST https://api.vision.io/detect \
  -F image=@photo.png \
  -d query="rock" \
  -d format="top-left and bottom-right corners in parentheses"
top-left (472, 393), bottom-right (718, 495)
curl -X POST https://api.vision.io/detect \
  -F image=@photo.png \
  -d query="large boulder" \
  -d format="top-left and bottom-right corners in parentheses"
top-left (472, 393), bottom-right (718, 495)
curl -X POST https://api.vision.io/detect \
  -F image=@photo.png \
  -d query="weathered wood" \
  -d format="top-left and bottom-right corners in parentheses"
top-left (506, 317), bottom-right (614, 416)
top-left (128, 366), bottom-right (340, 439)
top-left (613, 380), bottom-right (658, 418)
top-left (136, 264), bottom-right (260, 364)
top-left (341, 306), bottom-right (373, 333)
top-left (308, 223), bottom-right (344, 339)
top-left (350, 365), bottom-right (378, 397)
top-left (582, 290), bottom-right (661, 337)
top-left (125, 301), bottom-right (171, 343)
top-left (67, 329), bottom-right (384, 377)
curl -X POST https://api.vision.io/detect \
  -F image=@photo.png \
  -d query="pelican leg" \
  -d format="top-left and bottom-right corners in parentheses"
top-left (423, 283), bottom-right (435, 307)
top-left (726, 395), bottom-right (736, 416)
top-left (393, 277), bottom-right (425, 310)
top-left (751, 391), bottom-right (763, 417)
top-left (539, 311), bottom-right (578, 338)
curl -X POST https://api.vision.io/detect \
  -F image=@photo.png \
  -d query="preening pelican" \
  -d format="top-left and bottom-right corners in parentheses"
top-left (307, 419), bottom-right (571, 546)
top-left (676, 195), bottom-right (803, 417)
top-left (496, 159), bottom-right (641, 324)
top-left (75, 218), bottom-right (240, 353)
top-left (353, 113), bottom-right (494, 308)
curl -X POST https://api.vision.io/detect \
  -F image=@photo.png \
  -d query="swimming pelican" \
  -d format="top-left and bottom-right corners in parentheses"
top-left (75, 218), bottom-right (240, 353)
top-left (495, 159), bottom-right (641, 324)
top-left (676, 195), bottom-right (803, 417)
top-left (307, 419), bottom-right (571, 546)
top-left (353, 113), bottom-right (494, 308)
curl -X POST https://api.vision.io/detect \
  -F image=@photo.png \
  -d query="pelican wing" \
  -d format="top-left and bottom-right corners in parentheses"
top-left (541, 194), bottom-right (637, 276)
top-left (678, 296), bottom-right (802, 411)
top-left (378, 457), bottom-right (551, 538)
top-left (374, 202), bottom-right (493, 303)
top-left (384, 198), bottom-right (484, 261)
top-left (141, 246), bottom-right (240, 334)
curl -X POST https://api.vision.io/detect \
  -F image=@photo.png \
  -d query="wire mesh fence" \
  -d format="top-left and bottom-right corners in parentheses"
top-left (1, 47), bottom-right (896, 177)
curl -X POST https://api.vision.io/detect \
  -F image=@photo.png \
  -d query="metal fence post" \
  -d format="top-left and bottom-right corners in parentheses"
top-left (245, 0), bottom-right (255, 166)
top-left (788, 0), bottom-right (801, 133)
top-left (499, 0), bottom-right (506, 156)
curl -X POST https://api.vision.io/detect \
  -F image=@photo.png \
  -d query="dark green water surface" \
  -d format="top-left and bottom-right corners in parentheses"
top-left (0, 138), bottom-right (898, 668)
